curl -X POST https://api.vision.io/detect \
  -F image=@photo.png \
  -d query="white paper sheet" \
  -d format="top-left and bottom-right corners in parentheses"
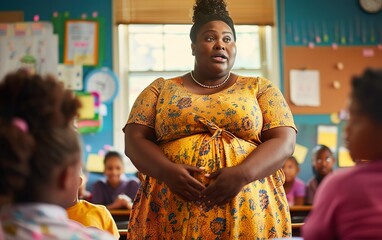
top-left (289, 69), bottom-right (320, 106)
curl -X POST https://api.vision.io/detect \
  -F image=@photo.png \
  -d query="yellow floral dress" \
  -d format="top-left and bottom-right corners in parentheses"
top-left (125, 76), bottom-right (296, 239)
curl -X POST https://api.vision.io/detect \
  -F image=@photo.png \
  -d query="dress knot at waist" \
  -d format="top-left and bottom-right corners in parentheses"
top-left (194, 114), bottom-right (243, 151)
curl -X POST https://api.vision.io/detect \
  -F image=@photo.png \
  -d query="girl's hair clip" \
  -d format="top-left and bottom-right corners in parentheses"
top-left (12, 118), bottom-right (29, 133)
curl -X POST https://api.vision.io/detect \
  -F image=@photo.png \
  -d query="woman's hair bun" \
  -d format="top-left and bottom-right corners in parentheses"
top-left (192, 0), bottom-right (229, 23)
top-left (189, 0), bottom-right (236, 43)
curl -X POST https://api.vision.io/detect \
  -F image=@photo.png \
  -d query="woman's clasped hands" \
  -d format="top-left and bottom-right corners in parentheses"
top-left (162, 163), bottom-right (248, 211)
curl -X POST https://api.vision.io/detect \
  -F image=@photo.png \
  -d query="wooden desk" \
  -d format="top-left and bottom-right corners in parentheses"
top-left (291, 223), bottom-right (304, 237)
top-left (118, 229), bottom-right (127, 240)
top-left (109, 209), bottom-right (131, 232)
top-left (289, 205), bottom-right (313, 212)
top-left (289, 206), bottom-right (312, 237)
top-left (289, 205), bottom-right (312, 223)
top-left (109, 209), bottom-right (131, 217)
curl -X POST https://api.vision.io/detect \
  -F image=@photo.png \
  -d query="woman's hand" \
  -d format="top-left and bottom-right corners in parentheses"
top-left (199, 166), bottom-right (247, 209)
top-left (162, 163), bottom-right (206, 202)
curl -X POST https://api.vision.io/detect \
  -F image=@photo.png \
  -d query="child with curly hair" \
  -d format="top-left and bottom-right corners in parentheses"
top-left (0, 70), bottom-right (115, 239)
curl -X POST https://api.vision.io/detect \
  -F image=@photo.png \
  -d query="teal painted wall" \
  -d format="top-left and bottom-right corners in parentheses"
top-left (277, 0), bottom-right (382, 182)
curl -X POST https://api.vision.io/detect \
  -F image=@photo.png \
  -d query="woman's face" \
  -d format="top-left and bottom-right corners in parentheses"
top-left (104, 156), bottom-right (124, 186)
top-left (345, 98), bottom-right (382, 161)
top-left (192, 20), bottom-right (236, 77)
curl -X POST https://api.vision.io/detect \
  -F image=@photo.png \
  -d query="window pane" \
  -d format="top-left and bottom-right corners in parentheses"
top-left (128, 25), bottom-right (164, 71)
top-left (164, 33), bottom-right (194, 70)
top-left (128, 24), bottom-right (262, 71)
top-left (235, 26), bottom-right (261, 69)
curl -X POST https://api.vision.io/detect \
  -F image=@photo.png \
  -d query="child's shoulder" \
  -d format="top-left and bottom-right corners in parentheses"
top-left (78, 200), bottom-right (109, 213)
top-left (295, 177), bottom-right (305, 186)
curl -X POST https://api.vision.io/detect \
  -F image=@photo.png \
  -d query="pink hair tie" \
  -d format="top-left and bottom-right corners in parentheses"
top-left (12, 118), bottom-right (29, 133)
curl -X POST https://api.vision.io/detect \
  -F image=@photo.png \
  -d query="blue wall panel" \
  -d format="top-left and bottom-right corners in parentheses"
top-left (0, 0), bottom-right (114, 166)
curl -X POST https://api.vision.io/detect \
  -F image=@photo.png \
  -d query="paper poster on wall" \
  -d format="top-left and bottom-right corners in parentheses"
top-left (293, 143), bottom-right (308, 164)
top-left (290, 69), bottom-right (320, 106)
top-left (0, 22), bottom-right (58, 80)
top-left (338, 146), bottom-right (355, 167)
top-left (57, 64), bottom-right (83, 90)
top-left (86, 153), bottom-right (104, 172)
top-left (64, 20), bottom-right (99, 66)
top-left (317, 125), bottom-right (338, 153)
top-left (76, 91), bottom-right (102, 134)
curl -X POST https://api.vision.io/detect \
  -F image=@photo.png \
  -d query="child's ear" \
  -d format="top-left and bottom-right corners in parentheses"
top-left (58, 165), bottom-right (76, 190)
top-left (191, 43), bottom-right (196, 56)
top-left (79, 175), bottom-right (84, 187)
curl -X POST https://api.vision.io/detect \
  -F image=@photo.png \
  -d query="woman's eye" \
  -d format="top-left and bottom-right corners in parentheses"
top-left (206, 36), bottom-right (214, 41)
top-left (223, 37), bottom-right (231, 43)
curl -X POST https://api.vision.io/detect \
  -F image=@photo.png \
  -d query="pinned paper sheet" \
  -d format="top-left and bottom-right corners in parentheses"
top-left (57, 64), bottom-right (83, 90)
top-left (76, 92), bottom-right (102, 134)
top-left (293, 144), bottom-right (308, 164)
top-left (86, 153), bottom-right (104, 172)
top-left (338, 146), bottom-right (355, 167)
top-left (289, 69), bottom-right (320, 107)
top-left (77, 94), bottom-right (95, 119)
top-left (317, 125), bottom-right (338, 153)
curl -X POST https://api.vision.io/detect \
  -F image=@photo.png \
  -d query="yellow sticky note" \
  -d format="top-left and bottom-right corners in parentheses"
top-left (330, 112), bottom-right (340, 124)
top-left (293, 144), bottom-right (308, 164)
top-left (338, 146), bottom-right (355, 167)
top-left (317, 125), bottom-right (338, 152)
top-left (78, 94), bottom-right (95, 119)
top-left (86, 154), bottom-right (104, 172)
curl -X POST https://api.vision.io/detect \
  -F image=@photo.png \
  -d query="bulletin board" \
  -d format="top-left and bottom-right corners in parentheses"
top-left (283, 46), bottom-right (382, 114)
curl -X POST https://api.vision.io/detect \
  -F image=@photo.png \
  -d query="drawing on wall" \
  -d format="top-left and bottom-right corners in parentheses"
top-left (0, 22), bottom-right (58, 80)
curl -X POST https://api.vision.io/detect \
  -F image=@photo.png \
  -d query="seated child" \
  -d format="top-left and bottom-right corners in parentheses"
top-left (282, 156), bottom-right (306, 206)
top-left (67, 168), bottom-right (119, 238)
top-left (302, 68), bottom-right (382, 239)
top-left (78, 168), bottom-right (92, 201)
top-left (0, 70), bottom-right (114, 239)
top-left (91, 151), bottom-right (140, 210)
top-left (305, 144), bottom-right (335, 205)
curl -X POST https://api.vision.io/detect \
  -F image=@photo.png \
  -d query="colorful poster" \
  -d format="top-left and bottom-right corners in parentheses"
top-left (64, 20), bottom-right (99, 65)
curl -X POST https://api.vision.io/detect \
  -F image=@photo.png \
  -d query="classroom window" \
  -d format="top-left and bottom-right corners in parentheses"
top-left (118, 24), bottom-right (274, 114)
top-left (115, 24), bottom-right (276, 172)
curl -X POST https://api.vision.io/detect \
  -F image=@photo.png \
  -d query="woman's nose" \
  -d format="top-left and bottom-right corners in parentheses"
top-left (214, 41), bottom-right (225, 50)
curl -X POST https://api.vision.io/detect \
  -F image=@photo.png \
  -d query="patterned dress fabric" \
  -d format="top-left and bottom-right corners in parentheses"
top-left (125, 76), bottom-right (296, 239)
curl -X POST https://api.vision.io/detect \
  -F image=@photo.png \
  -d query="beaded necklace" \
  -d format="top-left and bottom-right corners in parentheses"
top-left (190, 71), bottom-right (231, 89)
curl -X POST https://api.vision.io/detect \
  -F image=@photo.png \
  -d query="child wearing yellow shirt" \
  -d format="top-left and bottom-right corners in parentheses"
top-left (67, 170), bottom-right (120, 239)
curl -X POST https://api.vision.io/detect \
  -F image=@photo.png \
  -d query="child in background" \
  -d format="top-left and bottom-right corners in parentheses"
top-left (282, 156), bottom-right (306, 206)
top-left (67, 168), bottom-right (119, 238)
top-left (302, 68), bottom-right (382, 239)
top-left (0, 70), bottom-right (114, 239)
top-left (305, 144), bottom-right (335, 205)
top-left (78, 167), bottom-right (92, 201)
top-left (91, 151), bottom-right (140, 210)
